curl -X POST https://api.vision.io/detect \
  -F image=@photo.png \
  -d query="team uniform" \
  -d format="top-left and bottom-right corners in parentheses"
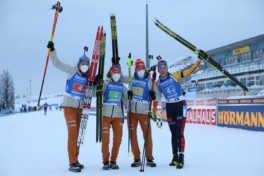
top-left (101, 65), bottom-right (128, 170)
top-left (50, 49), bottom-right (89, 172)
top-left (154, 59), bottom-right (200, 169)
top-left (129, 71), bottom-right (158, 167)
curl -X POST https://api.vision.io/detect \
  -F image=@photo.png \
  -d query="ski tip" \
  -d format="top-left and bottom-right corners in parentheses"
top-left (154, 18), bottom-right (159, 24)
top-left (110, 13), bottom-right (116, 18)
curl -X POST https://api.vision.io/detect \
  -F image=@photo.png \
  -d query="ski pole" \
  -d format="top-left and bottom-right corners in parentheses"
top-left (36, 2), bottom-right (63, 110)
top-left (140, 65), bottom-right (156, 172)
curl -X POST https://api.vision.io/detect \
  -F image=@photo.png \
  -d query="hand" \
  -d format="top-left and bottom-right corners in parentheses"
top-left (94, 74), bottom-right (102, 85)
top-left (156, 118), bottom-right (163, 128)
top-left (149, 90), bottom-right (156, 100)
top-left (36, 106), bottom-right (40, 111)
top-left (150, 112), bottom-right (157, 122)
top-left (47, 41), bottom-right (55, 51)
top-left (127, 90), bottom-right (133, 100)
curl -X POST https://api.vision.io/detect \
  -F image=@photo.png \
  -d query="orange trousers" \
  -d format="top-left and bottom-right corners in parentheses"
top-left (63, 107), bottom-right (82, 164)
top-left (127, 113), bottom-right (153, 161)
top-left (102, 116), bottom-right (123, 163)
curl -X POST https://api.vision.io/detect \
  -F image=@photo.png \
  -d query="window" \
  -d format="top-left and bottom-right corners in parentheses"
top-left (240, 78), bottom-right (246, 85)
top-left (206, 82), bottom-right (213, 89)
top-left (247, 77), bottom-right (255, 87)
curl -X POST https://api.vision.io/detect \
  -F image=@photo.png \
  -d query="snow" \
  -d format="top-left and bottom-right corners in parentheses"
top-left (1, 110), bottom-right (264, 176)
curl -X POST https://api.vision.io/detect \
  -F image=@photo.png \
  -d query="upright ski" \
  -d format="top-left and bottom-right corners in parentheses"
top-left (154, 19), bottom-right (248, 92)
top-left (96, 32), bottom-right (106, 143)
top-left (127, 53), bottom-right (133, 155)
top-left (110, 14), bottom-right (120, 65)
top-left (77, 26), bottom-right (103, 146)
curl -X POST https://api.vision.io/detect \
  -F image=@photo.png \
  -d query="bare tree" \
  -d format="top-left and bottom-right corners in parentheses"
top-left (0, 70), bottom-right (15, 111)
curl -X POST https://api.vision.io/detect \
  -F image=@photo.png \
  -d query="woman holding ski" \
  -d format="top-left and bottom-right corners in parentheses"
top-left (153, 58), bottom-right (201, 169)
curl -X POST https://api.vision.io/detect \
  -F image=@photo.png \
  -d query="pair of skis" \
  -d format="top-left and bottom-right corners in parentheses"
top-left (127, 53), bottom-right (133, 156)
top-left (77, 26), bottom-right (105, 146)
top-left (96, 32), bottom-right (106, 143)
top-left (111, 14), bottom-right (134, 156)
top-left (154, 19), bottom-right (248, 92)
top-left (79, 14), bottom-right (119, 144)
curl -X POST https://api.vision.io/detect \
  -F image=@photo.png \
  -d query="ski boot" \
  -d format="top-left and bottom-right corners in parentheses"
top-left (76, 161), bottom-right (84, 169)
top-left (146, 159), bottom-right (157, 167)
top-left (177, 154), bottom-right (184, 169)
top-left (69, 163), bottom-right (81, 172)
top-left (109, 161), bottom-right (119, 169)
top-left (169, 154), bottom-right (178, 166)
top-left (102, 161), bottom-right (110, 170)
top-left (131, 159), bottom-right (142, 167)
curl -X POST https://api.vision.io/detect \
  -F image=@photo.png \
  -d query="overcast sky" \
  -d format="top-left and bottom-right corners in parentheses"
top-left (0, 0), bottom-right (263, 99)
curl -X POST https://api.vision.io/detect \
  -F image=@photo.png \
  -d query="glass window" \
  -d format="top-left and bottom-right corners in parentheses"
top-left (247, 52), bottom-right (251, 60)
top-left (247, 77), bottom-right (255, 87)
top-left (240, 78), bottom-right (246, 85)
top-left (260, 49), bottom-right (263, 58)
top-left (206, 82), bottom-right (213, 89)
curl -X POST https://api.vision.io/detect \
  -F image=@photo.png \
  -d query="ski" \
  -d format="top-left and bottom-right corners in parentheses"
top-left (127, 53), bottom-right (133, 155)
top-left (110, 14), bottom-right (120, 65)
top-left (77, 26), bottom-right (103, 146)
top-left (154, 19), bottom-right (249, 92)
top-left (96, 32), bottom-right (106, 143)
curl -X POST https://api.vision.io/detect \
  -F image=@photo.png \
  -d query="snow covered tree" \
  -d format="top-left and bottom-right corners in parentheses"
top-left (0, 70), bottom-right (15, 111)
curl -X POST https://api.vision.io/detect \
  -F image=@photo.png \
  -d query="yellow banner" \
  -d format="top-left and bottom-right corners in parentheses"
top-left (232, 46), bottom-right (250, 55)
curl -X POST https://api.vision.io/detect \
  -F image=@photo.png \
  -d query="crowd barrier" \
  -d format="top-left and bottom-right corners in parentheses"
top-left (157, 97), bottom-right (264, 132)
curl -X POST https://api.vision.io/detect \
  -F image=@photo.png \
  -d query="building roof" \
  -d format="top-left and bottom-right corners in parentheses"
top-left (206, 34), bottom-right (264, 55)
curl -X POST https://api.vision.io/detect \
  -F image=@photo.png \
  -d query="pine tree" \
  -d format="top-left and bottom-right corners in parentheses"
top-left (0, 70), bottom-right (15, 111)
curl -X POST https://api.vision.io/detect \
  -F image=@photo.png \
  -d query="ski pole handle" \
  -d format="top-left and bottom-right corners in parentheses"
top-left (83, 46), bottom-right (89, 55)
top-left (52, 1), bottom-right (63, 13)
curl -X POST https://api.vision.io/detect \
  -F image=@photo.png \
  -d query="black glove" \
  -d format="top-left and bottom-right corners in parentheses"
top-left (47, 41), bottom-right (55, 51)
top-left (127, 90), bottom-right (133, 100)
top-left (94, 74), bottom-right (102, 86)
top-left (156, 117), bottom-right (163, 128)
top-left (149, 90), bottom-right (156, 100)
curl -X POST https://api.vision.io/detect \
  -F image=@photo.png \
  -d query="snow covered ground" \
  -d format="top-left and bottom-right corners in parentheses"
top-left (1, 110), bottom-right (264, 176)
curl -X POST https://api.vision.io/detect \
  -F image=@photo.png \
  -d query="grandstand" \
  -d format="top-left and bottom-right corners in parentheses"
top-left (168, 34), bottom-right (264, 98)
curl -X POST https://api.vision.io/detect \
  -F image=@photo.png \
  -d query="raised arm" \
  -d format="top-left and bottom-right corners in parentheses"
top-left (172, 59), bottom-right (201, 81)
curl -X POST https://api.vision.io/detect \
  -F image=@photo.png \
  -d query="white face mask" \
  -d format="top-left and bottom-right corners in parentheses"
top-left (112, 73), bottom-right (121, 82)
top-left (80, 65), bottom-right (89, 73)
top-left (137, 70), bottom-right (145, 78)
